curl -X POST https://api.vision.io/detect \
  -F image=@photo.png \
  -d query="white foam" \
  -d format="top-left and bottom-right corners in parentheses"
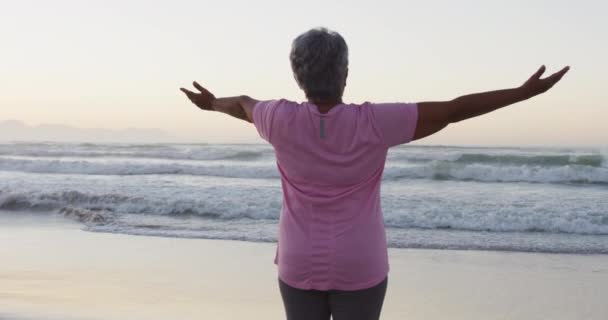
top-left (0, 143), bottom-right (272, 161)
top-left (2, 156), bottom-right (607, 185)
top-left (2, 184), bottom-right (607, 236)
top-left (0, 157), bottom-right (280, 179)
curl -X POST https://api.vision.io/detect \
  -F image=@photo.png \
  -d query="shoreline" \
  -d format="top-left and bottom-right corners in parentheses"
top-left (7, 209), bottom-right (608, 256)
top-left (83, 227), bottom-right (608, 257)
top-left (1, 212), bottom-right (607, 320)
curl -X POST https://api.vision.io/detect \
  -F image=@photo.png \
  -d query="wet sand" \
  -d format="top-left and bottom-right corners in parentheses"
top-left (1, 211), bottom-right (607, 320)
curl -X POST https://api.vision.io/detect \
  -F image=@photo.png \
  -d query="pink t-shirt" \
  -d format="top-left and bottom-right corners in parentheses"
top-left (253, 99), bottom-right (418, 291)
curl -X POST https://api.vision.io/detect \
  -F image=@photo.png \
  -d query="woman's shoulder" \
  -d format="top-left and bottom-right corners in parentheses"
top-left (264, 98), bottom-right (302, 105)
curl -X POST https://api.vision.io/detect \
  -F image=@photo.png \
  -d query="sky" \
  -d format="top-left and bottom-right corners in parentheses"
top-left (1, 0), bottom-right (606, 147)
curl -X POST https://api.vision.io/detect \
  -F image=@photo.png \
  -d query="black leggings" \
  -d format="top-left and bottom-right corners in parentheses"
top-left (278, 276), bottom-right (388, 320)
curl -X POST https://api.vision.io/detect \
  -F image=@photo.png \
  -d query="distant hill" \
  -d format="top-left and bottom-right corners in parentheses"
top-left (0, 120), bottom-right (178, 143)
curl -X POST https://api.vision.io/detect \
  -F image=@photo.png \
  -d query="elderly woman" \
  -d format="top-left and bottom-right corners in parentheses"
top-left (180, 27), bottom-right (568, 320)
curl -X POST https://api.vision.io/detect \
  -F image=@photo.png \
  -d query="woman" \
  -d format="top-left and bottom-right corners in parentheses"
top-left (180, 27), bottom-right (569, 320)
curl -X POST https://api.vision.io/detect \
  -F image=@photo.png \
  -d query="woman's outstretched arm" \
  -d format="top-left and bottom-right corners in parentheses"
top-left (180, 82), bottom-right (259, 123)
top-left (412, 65), bottom-right (570, 141)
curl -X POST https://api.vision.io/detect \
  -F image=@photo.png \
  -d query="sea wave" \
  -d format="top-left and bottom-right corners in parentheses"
top-left (383, 162), bottom-right (608, 184)
top-left (0, 189), bottom-right (280, 220)
top-left (0, 143), bottom-right (272, 161)
top-left (0, 157), bottom-right (281, 179)
top-left (1, 156), bottom-right (607, 185)
top-left (455, 153), bottom-right (604, 167)
top-left (1, 189), bottom-right (607, 236)
top-left (388, 150), bottom-right (606, 167)
top-left (3, 142), bottom-right (605, 167)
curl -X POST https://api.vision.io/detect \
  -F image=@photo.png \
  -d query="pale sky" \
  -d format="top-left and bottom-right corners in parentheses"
top-left (1, 0), bottom-right (606, 147)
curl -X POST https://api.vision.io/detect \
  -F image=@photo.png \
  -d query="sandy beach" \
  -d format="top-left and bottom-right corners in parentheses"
top-left (1, 211), bottom-right (607, 320)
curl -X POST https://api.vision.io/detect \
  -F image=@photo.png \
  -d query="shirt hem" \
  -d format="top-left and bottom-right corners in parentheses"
top-left (278, 270), bottom-right (389, 291)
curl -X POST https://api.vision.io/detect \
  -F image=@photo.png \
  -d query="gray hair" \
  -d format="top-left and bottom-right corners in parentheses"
top-left (290, 27), bottom-right (349, 103)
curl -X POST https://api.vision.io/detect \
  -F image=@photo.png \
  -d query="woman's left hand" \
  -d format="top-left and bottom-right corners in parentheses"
top-left (180, 82), bottom-right (216, 111)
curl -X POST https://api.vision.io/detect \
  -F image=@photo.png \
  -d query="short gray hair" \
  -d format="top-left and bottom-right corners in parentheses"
top-left (290, 27), bottom-right (349, 102)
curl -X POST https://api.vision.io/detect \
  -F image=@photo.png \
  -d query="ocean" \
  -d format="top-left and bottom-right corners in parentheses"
top-left (0, 142), bottom-right (607, 254)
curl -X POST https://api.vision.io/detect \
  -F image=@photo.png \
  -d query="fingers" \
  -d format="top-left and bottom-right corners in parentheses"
top-left (550, 66), bottom-right (570, 80)
top-left (180, 82), bottom-right (215, 110)
top-left (180, 87), bottom-right (195, 96)
top-left (193, 81), bottom-right (210, 94)
top-left (530, 65), bottom-right (546, 81)
top-left (545, 66), bottom-right (570, 85)
top-left (180, 88), bottom-right (197, 104)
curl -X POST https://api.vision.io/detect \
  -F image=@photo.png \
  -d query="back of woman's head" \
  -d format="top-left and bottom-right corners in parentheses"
top-left (290, 27), bottom-right (349, 103)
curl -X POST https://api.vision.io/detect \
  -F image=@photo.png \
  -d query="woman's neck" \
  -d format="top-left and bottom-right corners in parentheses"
top-left (308, 98), bottom-right (343, 114)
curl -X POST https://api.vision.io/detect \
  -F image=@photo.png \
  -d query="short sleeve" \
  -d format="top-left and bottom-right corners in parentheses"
top-left (252, 100), bottom-right (278, 143)
top-left (369, 102), bottom-right (419, 148)
top-left (253, 99), bottom-right (297, 144)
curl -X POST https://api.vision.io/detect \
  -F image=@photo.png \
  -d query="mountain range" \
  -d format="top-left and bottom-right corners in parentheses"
top-left (0, 120), bottom-right (177, 143)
